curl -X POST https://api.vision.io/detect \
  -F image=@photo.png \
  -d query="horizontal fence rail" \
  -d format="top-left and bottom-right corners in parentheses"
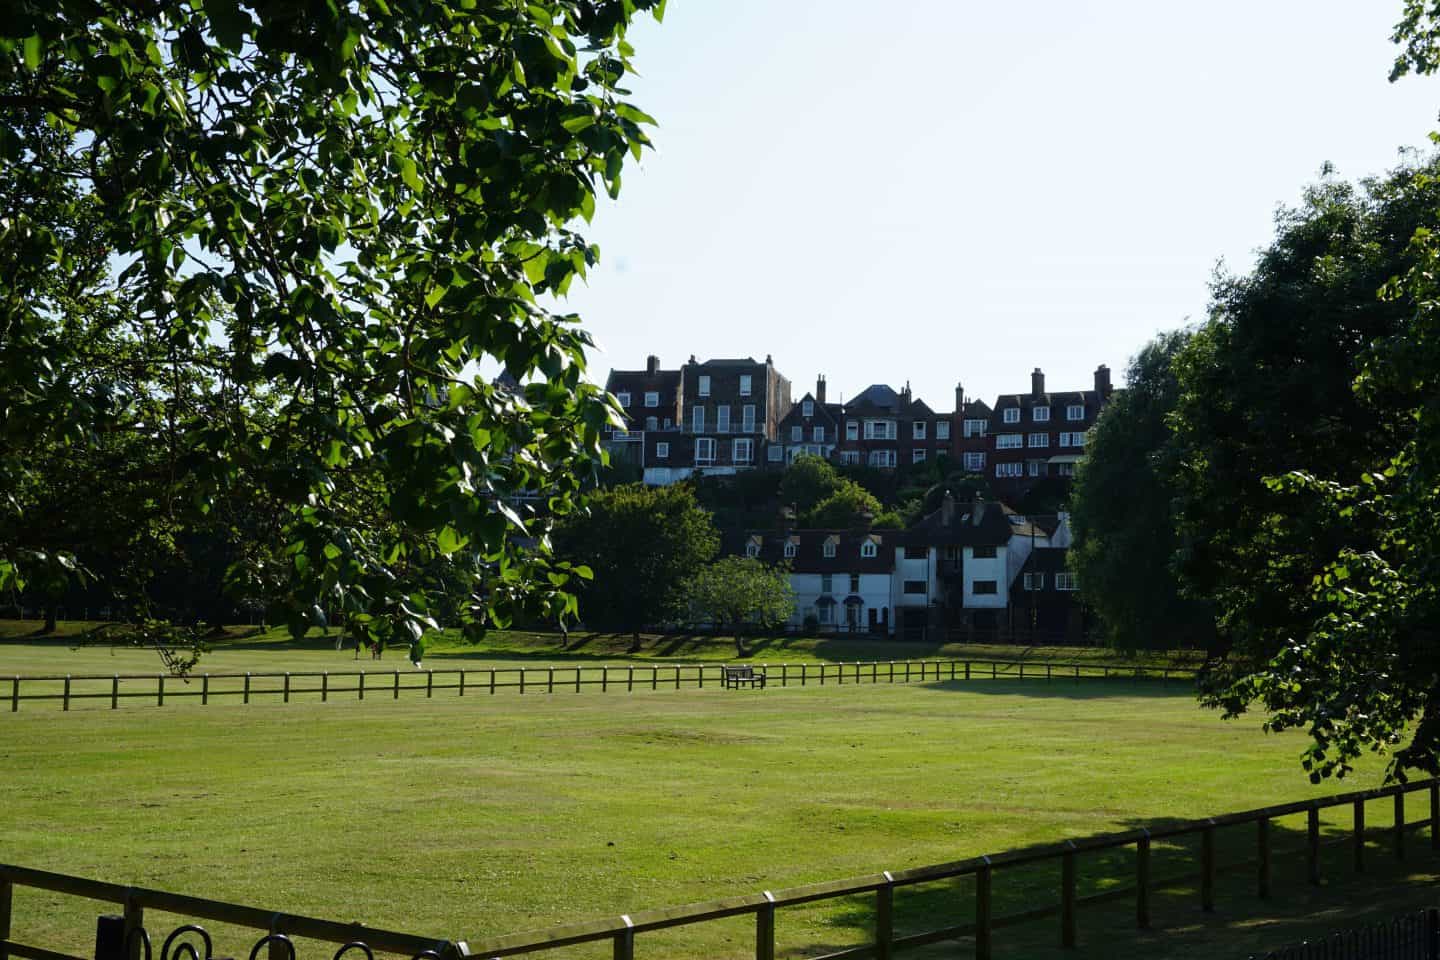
top-left (0, 658), bottom-right (1200, 712)
top-left (5, 779), bottom-right (1438, 960)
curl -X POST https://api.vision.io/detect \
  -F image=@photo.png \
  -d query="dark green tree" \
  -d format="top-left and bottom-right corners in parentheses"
top-left (1070, 332), bottom-right (1211, 651)
top-left (1, 1), bottom-right (665, 658)
top-left (552, 483), bottom-right (718, 647)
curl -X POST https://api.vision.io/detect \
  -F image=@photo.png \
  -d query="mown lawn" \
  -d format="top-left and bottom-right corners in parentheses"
top-left (1, 677), bottom-right (1432, 960)
top-left (0, 620), bottom-right (1203, 679)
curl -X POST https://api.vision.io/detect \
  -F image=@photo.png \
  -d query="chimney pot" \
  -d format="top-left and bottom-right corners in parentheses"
top-left (646, 354), bottom-right (659, 375)
top-left (816, 375), bottom-right (827, 404)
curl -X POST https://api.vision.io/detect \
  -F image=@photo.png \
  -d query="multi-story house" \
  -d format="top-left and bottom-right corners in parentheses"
top-left (602, 355), bottom-right (685, 479)
top-left (951, 382), bottom-right (994, 477)
top-left (740, 528), bottom-right (901, 634)
top-left (836, 383), bottom-right (955, 469)
top-left (988, 365), bottom-right (1113, 498)
top-left (680, 355), bottom-right (792, 478)
top-left (774, 375), bottom-right (843, 465)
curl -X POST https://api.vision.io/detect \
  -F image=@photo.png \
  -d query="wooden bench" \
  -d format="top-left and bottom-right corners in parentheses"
top-left (722, 665), bottom-right (766, 690)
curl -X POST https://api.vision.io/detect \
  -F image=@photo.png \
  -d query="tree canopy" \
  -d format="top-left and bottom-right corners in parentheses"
top-left (1, 1), bottom-right (665, 656)
top-left (685, 555), bottom-right (794, 656)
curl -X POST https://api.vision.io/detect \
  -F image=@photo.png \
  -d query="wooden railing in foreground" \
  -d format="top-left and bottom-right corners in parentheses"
top-left (464, 778), bottom-right (1440, 960)
top-left (4, 780), bottom-right (1437, 960)
top-left (1, 658), bottom-right (1199, 712)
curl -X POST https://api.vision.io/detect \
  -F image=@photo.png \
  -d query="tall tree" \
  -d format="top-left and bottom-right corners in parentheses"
top-left (552, 483), bottom-right (718, 647)
top-left (685, 556), bottom-right (794, 656)
top-left (1, 1), bottom-right (665, 656)
top-left (1070, 331), bottom-right (1210, 651)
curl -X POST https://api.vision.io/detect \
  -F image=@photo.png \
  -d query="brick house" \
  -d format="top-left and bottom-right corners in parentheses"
top-left (952, 382), bottom-right (994, 477)
top-left (836, 383), bottom-right (955, 470)
top-left (774, 375), bottom-right (844, 466)
top-left (988, 365), bottom-right (1113, 499)
top-left (679, 355), bottom-right (792, 479)
top-left (602, 355), bottom-right (683, 475)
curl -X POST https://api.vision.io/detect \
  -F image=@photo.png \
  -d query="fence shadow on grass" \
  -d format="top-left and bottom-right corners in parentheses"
top-left (791, 808), bottom-right (1439, 960)
top-left (908, 677), bottom-right (1195, 701)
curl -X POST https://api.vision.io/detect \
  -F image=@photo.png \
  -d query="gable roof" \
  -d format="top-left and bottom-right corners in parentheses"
top-left (910, 500), bottom-right (1043, 547)
top-left (728, 529), bottom-right (897, 573)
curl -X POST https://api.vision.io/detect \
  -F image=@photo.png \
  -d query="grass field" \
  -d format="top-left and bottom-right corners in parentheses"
top-left (3, 673), bottom-right (1435, 960)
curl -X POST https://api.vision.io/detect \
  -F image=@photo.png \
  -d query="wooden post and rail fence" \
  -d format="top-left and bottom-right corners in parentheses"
top-left (4, 779), bottom-right (1439, 960)
top-left (0, 658), bottom-right (1198, 712)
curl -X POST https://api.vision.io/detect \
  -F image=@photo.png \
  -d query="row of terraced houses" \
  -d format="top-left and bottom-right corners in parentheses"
top-left (602, 354), bottom-right (1114, 500)
top-left (602, 355), bottom-right (1114, 639)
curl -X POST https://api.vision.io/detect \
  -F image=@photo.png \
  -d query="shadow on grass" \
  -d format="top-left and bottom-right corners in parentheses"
top-left (903, 677), bottom-right (1196, 701)
top-left (787, 811), bottom-right (1438, 960)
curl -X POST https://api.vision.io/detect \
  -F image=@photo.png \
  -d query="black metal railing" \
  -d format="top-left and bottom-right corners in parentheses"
top-left (1248, 908), bottom-right (1439, 960)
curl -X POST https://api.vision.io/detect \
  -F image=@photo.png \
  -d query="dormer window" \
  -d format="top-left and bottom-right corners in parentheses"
top-left (1032, 406), bottom-right (1050, 422)
top-left (803, 400), bottom-right (814, 418)
top-left (783, 541), bottom-right (797, 558)
top-left (616, 392), bottom-right (631, 407)
top-left (745, 537), bottom-right (761, 559)
top-left (823, 538), bottom-right (837, 558)
top-left (1003, 408), bottom-right (1020, 424)
top-left (861, 540), bottom-right (878, 558)
top-left (644, 391), bottom-right (659, 407)
top-left (1067, 404), bottom-right (1085, 421)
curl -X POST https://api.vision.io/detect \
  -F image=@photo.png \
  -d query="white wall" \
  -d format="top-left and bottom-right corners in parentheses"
top-left (790, 571), bottom-right (894, 634)
top-left (962, 547), bottom-right (1009, 609)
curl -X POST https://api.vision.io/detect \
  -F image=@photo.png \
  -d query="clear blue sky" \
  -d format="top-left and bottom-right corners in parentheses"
top-left (557, 0), bottom-right (1440, 409)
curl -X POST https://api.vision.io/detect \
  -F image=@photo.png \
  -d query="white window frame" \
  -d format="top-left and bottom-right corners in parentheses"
top-left (995, 462), bottom-right (1023, 478)
top-left (692, 406), bottom-right (705, 432)
top-left (964, 419), bottom-right (987, 438)
top-left (768, 444), bottom-right (784, 462)
top-left (1028, 461), bottom-right (1043, 477)
top-left (823, 540), bottom-right (837, 558)
top-left (963, 452), bottom-right (985, 472)
top-left (913, 421), bottom-right (927, 440)
top-left (733, 438), bottom-right (753, 463)
top-left (697, 375), bottom-right (711, 397)
top-left (716, 404), bottom-right (730, 433)
top-left (864, 420), bottom-right (895, 440)
top-left (861, 540), bottom-right (878, 558)
top-left (645, 416), bottom-right (657, 430)
top-left (1032, 406), bottom-right (1050, 422)
top-left (1023, 572), bottom-right (1045, 591)
top-left (1058, 461), bottom-right (1076, 476)
top-left (644, 391), bottom-right (659, 408)
top-left (1028, 433), bottom-right (1049, 448)
top-left (840, 450), bottom-right (860, 465)
top-left (745, 542), bottom-right (761, 558)
top-left (812, 425), bottom-right (824, 443)
top-left (695, 437), bottom-right (716, 464)
top-left (616, 392), bottom-right (631, 407)
top-left (655, 442), bottom-right (669, 459)
top-left (912, 449), bottom-right (927, 464)
top-left (802, 400), bottom-right (814, 418)
top-left (742, 404), bottom-right (756, 433)
top-left (1066, 404), bottom-right (1085, 421)
top-left (936, 421), bottom-right (950, 440)
top-left (1003, 408), bottom-right (1020, 424)
top-left (868, 449), bottom-right (897, 468)
top-left (1056, 572), bottom-right (1079, 591)
top-left (997, 434), bottom-right (1023, 449)
top-left (739, 374), bottom-right (752, 396)
top-left (791, 425), bottom-right (803, 443)
top-left (846, 421), bottom-right (859, 441)
top-left (784, 542), bottom-right (797, 558)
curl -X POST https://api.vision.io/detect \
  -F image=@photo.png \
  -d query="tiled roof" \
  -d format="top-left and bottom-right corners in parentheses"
top-left (727, 529), bottom-right (897, 573)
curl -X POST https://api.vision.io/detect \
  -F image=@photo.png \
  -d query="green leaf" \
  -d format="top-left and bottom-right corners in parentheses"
top-left (22, 35), bottom-right (41, 70)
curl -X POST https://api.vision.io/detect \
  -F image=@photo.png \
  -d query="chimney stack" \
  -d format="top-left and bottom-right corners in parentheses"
top-left (816, 375), bottom-right (826, 404)
top-left (954, 382), bottom-right (964, 413)
top-left (900, 381), bottom-right (912, 408)
top-left (1031, 368), bottom-right (1045, 397)
top-left (646, 354), bottom-right (660, 375)
top-left (1094, 364), bottom-right (1112, 398)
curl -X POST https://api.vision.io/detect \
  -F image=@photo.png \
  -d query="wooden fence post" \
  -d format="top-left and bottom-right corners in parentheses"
top-left (111, 675), bottom-right (118, 710)
top-left (9, 676), bottom-right (16, 713)
top-left (1354, 798), bottom-right (1366, 874)
top-left (1201, 823), bottom-right (1215, 912)
top-left (0, 873), bottom-right (12, 960)
top-left (426, 670), bottom-right (434, 698)
top-left (603, 666), bottom-right (609, 692)
top-left (157, 674), bottom-right (164, 707)
top-left (202, 674), bottom-right (209, 706)
top-left (780, 664), bottom-right (787, 687)
top-left (965, 662), bottom-right (971, 681)
top-left (904, 661), bottom-right (910, 683)
top-left (627, 666), bottom-right (633, 692)
top-left (547, 667), bottom-right (554, 694)
top-left (1432, 784), bottom-right (1439, 851)
top-left (1061, 845), bottom-right (1077, 948)
top-left (992, 662), bottom-right (997, 680)
top-left (1257, 818), bottom-right (1271, 900)
top-left (876, 874), bottom-right (894, 960)
top-left (756, 894), bottom-right (776, 960)
top-left (284, 673), bottom-right (291, 704)
top-left (674, 666), bottom-right (680, 690)
top-left (393, 670), bottom-right (400, 700)
top-left (801, 664), bottom-right (808, 686)
top-left (358, 671), bottom-right (365, 700)
top-left (63, 675), bottom-right (71, 711)
top-left (520, 668), bottom-right (526, 695)
top-left (1307, 806), bottom-right (1321, 886)
top-left (819, 663), bottom-right (826, 686)
top-left (976, 861), bottom-right (993, 960)
top-left (1396, 791), bottom-right (1407, 860)
top-left (122, 891), bottom-right (143, 960)
top-left (1136, 832), bottom-right (1150, 929)
top-left (490, 669), bottom-right (496, 695)
top-left (459, 670), bottom-right (466, 697)
top-left (651, 666), bottom-right (657, 690)
top-left (321, 672), bottom-right (328, 703)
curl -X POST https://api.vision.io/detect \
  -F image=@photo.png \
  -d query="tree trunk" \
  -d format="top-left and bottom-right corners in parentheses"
top-left (42, 604), bottom-right (58, 635)
top-left (733, 624), bottom-right (747, 657)
top-left (628, 630), bottom-right (642, 654)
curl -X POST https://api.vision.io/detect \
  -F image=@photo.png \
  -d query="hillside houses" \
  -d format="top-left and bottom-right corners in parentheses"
top-left (602, 354), bottom-right (1114, 499)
